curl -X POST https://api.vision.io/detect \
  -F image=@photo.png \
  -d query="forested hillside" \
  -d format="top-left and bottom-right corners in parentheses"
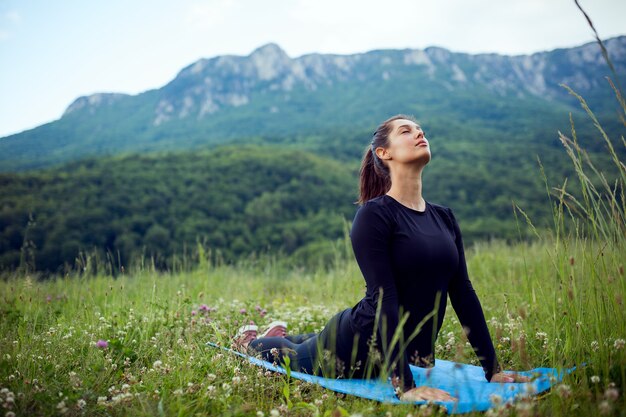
top-left (0, 146), bottom-right (359, 272)
top-left (2, 133), bottom-right (618, 273)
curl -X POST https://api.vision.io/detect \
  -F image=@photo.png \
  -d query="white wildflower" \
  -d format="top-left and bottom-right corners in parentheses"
top-left (556, 384), bottom-right (571, 398)
top-left (524, 383), bottom-right (536, 395)
top-left (489, 394), bottom-right (502, 405)
top-left (604, 387), bottom-right (619, 401)
top-left (56, 399), bottom-right (68, 414)
top-left (598, 400), bottom-right (611, 415)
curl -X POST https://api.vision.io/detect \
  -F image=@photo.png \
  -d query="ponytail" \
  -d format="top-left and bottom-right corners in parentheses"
top-left (357, 145), bottom-right (390, 204)
top-left (356, 113), bottom-right (417, 205)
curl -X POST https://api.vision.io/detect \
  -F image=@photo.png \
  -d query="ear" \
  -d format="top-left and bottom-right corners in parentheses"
top-left (375, 147), bottom-right (391, 160)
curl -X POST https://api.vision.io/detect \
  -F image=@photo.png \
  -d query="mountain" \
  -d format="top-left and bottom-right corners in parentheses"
top-left (1, 37), bottom-right (625, 171)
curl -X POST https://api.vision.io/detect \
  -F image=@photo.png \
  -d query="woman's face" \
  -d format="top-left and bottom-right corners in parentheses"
top-left (378, 118), bottom-right (431, 166)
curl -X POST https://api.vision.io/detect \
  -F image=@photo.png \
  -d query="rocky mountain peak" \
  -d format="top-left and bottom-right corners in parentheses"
top-left (248, 43), bottom-right (292, 80)
top-left (250, 43), bottom-right (288, 58)
top-left (63, 93), bottom-right (129, 116)
top-left (57, 37), bottom-right (626, 130)
top-left (2, 37), bottom-right (626, 171)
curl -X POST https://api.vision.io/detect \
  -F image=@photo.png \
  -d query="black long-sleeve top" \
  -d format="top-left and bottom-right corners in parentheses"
top-left (349, 194), bottom-right (501, 392)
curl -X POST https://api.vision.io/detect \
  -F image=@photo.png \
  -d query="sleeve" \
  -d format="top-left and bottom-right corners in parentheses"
top-left (350, 202), bottom-right (415, 394)
top-left (446, 207), bottom-right (502, 381)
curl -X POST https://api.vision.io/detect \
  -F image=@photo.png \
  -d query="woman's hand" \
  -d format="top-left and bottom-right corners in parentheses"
top-left (399, 386), bottom-right (457, 402)
top-left (490, 372), bottom-right (531, 383)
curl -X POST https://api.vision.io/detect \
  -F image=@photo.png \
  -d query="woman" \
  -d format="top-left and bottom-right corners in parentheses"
top-left (235, 114), bottom-right (528, 401)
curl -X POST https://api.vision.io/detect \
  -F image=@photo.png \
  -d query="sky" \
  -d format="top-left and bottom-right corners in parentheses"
top-left (0, 0), bottom-right (625, 138)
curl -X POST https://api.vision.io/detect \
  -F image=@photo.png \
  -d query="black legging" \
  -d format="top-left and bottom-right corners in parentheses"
top-left (248, 308), bottom-right (377, 379)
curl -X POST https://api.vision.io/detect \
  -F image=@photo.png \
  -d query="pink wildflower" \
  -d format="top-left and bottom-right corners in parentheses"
top-left (96, 340), bottom-right (108, 349)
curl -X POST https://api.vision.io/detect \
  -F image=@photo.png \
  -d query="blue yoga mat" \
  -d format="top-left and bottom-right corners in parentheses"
top-left (206, 342), bottom-right (573, 414)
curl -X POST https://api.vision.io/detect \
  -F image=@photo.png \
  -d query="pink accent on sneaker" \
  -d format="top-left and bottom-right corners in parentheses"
top-left (232, 324), bottom-right (258, 351)
top-left (260, 321), bottom-right (288, 338)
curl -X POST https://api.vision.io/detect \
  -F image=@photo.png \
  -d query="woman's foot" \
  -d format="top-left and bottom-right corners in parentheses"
top-left (260, 321), bottom-right (288, 338)
top-left (232, 324), bottom-right (258, 352)
top-left (400, 386), bottom-right (457, 402)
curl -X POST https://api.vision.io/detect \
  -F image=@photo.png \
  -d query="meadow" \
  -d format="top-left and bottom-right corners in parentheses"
top-left (0, 226), bottom-right (624, 416)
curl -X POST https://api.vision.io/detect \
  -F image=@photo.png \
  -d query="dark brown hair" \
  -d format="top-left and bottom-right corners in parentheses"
top-left (356, 114), bottom-right (418, 204)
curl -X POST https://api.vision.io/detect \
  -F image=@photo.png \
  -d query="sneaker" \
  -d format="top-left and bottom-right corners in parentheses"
top-left (232, 324), bottom-right (258, 352)
top-left (260, 321), bottom-right (288, 338)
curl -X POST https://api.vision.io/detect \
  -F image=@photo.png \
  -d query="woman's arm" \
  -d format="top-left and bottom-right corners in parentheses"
top-left (350, 202), bottom-right (415, 394)
top-left (445, 207), bottom-right (502, 381)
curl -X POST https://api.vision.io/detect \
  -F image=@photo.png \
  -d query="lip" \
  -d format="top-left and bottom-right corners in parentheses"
top-left (416, 140), bottom-right (428, 147)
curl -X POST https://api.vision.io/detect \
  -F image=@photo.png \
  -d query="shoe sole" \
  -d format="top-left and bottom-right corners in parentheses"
top-left (235, 324), bottom-right (258, 337)
top-left (260, 321), bottom-right (288, 338)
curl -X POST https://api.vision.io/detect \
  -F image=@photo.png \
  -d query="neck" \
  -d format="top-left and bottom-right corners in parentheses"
top-left (386, 164), bottom-right (425, 209)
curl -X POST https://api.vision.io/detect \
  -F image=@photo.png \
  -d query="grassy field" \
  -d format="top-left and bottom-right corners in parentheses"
top-left (0, 230), bottom-right (624, 416)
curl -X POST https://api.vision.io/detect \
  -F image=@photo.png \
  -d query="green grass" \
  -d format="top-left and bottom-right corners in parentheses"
top-left (0, 229), bottom-right (624, 416)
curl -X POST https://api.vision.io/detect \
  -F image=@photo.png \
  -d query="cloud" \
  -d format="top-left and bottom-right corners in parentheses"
top-left (5, 10), bottom-right (21, 24)
top-left (0, 9), bottom-right (21, 42)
